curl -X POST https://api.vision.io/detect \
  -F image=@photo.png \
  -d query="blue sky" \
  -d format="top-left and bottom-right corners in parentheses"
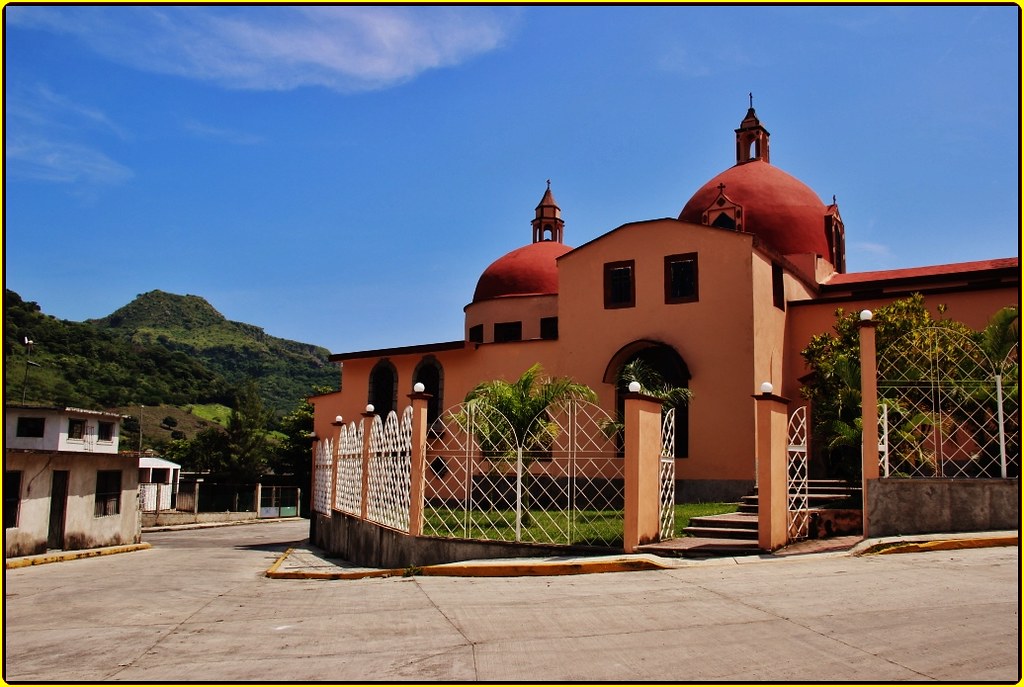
top-left (4, 5), bottom-right (1019, 353)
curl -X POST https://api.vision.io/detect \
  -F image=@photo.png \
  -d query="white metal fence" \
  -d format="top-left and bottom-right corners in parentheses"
top-left (878, 328), bottom-right (1019, 479)
top-left (787, 406), bottom-right (810, 540)
top-left (423, 401), bottom-right (624, 548)
top-left (659, 407), bottom-right (676, 540)
top-left (366, 407), bottom-right (413, 532)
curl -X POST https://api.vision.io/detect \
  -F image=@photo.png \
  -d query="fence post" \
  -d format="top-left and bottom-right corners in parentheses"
top-left (753, 384), bottom-right (789, 551)
top-left (858, 311), bottom-right (879, 538)
top-left (193, 480), bottom-right (200, 514)
top-left (255, 483), bottom-right (262, 517)
top-left (407, 386), bottom-right (432, 536)
top-left (360, 407), bottom-right (375, 519)
top-left (623, 388), bottom-right (663, 553)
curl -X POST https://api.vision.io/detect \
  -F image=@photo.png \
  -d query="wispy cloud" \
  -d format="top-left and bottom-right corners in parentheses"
top-left (6, 134), bottom-right (133, 185)
top-left (7, 6), bottom-right (516, 92)
top-left (5, 83), bottom-right (133, 185)
top-left (182, 119), bottom-right (264, 146)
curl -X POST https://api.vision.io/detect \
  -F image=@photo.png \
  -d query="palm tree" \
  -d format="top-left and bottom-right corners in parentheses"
top-left (462, 364), bottom-right (597, 528)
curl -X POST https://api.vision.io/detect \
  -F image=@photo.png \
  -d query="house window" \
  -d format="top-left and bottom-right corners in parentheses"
top-left (68, 418), bottom-right (86, 440)
top-left (97, 421), bottom-right (115, 442)
top-left (772, 263), bottom-right (786, 311)
top-left (494, 321), bottom-right (523, 343)
top-left (540, 317), bottom-right (559, 340)
top-left (15, 417), bottom-right (45, 438)
top-left (95, 470), bottom-right (122, 517)
top-left (604, 260), bottom-right (635, 309)
top-left (665, 253), bottom-right (699, 304)
top-left (368, 360), bottom-right (398, 417)
top-left (468, 324), bottom-right (484, 344)
top-left (4, 471), bottom-right (22, 527)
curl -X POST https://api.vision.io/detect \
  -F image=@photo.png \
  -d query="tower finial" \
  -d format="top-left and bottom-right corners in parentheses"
top-left (546, 178), bottom-right (551, 190)
top-left (749, 92), bottom-right (753, 109)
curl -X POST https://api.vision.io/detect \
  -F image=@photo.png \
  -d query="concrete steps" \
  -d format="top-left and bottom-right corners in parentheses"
top-left (650, 480), bottom-right (863, 558)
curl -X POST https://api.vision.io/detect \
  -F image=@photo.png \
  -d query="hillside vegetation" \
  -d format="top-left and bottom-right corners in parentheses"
top-left (4, 289), bottom-right (338, 416)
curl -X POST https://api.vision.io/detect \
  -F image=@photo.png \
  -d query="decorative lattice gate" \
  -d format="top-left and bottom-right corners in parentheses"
top-left (659, 407), bottom-right (676, 540)
top-left (787, 405), bottom-right (810, 540)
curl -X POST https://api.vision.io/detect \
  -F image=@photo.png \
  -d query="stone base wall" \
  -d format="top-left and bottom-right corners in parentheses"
top-left (311, 510), bottom-right (600, 569)
top-left (867, 478), bottom-right (1020, 538)
top-left (677, 479), bottom-right (754, 504)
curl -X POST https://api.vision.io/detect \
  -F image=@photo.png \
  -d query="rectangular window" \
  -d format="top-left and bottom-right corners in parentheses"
top-left (95, 470), bottom-right (122, 517)
top-left (604, 260), bottom-right (635, 309)
top-left (772, 263), bottom-right (786, 311)
top-left (493, 321), bottom-right (523, 343)
top-left (97, 421), bottom-right (115, 442)
top-left (468, 324), bottom-right (484, 344)
top-left (15, 417), bottom-right (45, 438)
top-left (665, 253), bottom-right (699, 304)
top-left (540, 317), bottom-right (559, 340)
top-left (4, 471), bottom-right (22, 528)
top-left (68, 418), bottom-right (86, 440)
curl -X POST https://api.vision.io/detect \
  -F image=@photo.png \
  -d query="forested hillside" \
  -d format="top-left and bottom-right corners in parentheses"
top-left (4, 289), bottom-right (338, 415)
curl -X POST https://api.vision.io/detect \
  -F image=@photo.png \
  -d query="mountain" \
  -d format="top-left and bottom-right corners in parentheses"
top-left (3, 289), bottom-right (338, 415)
top-left (88, 290), bottom-right (338, 413)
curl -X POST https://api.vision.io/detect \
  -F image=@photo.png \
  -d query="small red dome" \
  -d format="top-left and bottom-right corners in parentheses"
top-left (472, 241), bottom-right (571, 303)
top-left (679, 160), bottom-right (830, 257)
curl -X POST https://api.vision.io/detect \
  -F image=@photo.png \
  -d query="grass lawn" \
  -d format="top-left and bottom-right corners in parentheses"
top-left (422, 500), bottom-right (739, 548)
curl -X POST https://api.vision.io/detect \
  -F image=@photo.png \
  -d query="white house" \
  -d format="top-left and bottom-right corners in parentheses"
top-left (4, 405), bottom-right (141, 557)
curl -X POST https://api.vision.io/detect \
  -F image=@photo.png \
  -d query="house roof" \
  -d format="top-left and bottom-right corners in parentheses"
top-left (4, 404), bottom-right (128, 419)
top-left (822, 258), bottom-right (1019, 289)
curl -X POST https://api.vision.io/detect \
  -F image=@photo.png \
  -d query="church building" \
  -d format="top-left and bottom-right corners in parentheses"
top-left (311, 106), bottom-right (1019, 502)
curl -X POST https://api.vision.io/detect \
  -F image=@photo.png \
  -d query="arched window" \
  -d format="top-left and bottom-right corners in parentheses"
top-left (413, 356), bottom-right (444, 426)
top-left (368, 359), bottom-right (398, 417)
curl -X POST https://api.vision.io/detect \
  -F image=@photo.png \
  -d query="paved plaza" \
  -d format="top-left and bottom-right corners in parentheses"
top-left (3, 520), bottom-right (1020, 682)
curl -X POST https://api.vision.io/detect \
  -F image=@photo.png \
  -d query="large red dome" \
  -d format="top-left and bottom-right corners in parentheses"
top-left (679, 160), bottom-right (830, 258)
top-left (472, 241), bottom-right (571, 303)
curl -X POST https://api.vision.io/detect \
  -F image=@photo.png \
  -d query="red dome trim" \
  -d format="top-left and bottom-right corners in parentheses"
top-left (679, 160), bottom-right (830, 258)
top-left (472, 241), bottom-right (572, 303)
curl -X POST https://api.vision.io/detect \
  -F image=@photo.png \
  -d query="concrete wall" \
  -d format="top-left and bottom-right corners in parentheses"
top-left (312, 511), bottom-right (595, 569)
top-left (4, 450), bottom-right (140, 557)
top-left (141, 511), bottom-right (259, 528)
top-left (866, 478), bottom-right (1020, 537)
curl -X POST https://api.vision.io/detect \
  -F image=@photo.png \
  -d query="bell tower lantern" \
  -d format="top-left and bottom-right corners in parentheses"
top-left (532, 180), bottom-right (565, 243)
top-left (735, 94), bottom-right (770, 165)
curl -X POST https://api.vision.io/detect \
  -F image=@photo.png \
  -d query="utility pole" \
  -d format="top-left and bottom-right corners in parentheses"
top-left (139, 404), bottom-right (144, 456)
top-left (21, 337), bottom-right (37, 404)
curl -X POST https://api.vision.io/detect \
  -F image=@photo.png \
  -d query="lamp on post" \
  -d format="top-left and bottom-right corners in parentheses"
top-left (21, 337), bottom-right (39, 404)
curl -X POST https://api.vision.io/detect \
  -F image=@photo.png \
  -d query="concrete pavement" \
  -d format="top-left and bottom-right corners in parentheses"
top-left (3, 520), bottom-right (1020, 682)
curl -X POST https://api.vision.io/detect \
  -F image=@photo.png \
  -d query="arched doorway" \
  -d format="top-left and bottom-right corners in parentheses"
top-left (413, 356), bottom-right (444, 426)
top-left (368, 359), bottom-right (397, 417)
top-left (604, 340), bottom-right (690, 458)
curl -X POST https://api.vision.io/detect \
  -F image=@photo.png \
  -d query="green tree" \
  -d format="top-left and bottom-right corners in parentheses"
top-left (223, 383), bottom-right (274, 481)
top-left (801, 293), bottom-right (978, 481)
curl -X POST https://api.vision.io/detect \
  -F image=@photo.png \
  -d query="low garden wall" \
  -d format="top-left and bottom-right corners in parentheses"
top-left (866, 478), bottom-right (1019, 537)
top-left (142, 511), bottom-right (258, 528)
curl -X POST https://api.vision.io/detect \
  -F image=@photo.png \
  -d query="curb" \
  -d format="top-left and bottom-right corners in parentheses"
top-left (265, 548), bottom-right (674, 580)
top-left (858, 535), bottom-right (1018, 556)
top-left (5, 542), bottom-right (152, 569)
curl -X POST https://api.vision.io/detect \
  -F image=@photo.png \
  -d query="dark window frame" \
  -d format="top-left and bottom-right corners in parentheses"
top-left (94, 470), bottom-right (122, 517)
top-left (468, 324), bottom-right (484, 344)
top-left (664, 253), bottom-right (699, 304)
top-left (540, 317), bottom-right (559, 340)
top-left (772, 263), bottom-right (786, 311)
top-left (493, 321), bottom-right (523, 343)
top-left (67, 418), bottom-right (86, 441)
top-left (604, 260), bottom-right (635, 309)
top-left (97, 421), bottom-right (115, 442)
top-left (15, 417), bottom-right (45, 438)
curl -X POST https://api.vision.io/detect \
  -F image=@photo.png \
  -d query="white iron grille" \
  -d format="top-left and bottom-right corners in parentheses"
top-left (312, 438), bottom-right (333, 514)
top-left (659, 407), bottom-right (676, 540)
top-left (878, 329), bottom-right (1019, 479)
top-left (423, 402), bottom-right (624, 548)
top-left (366, 408), bottom-right (413, 532)
top-left (787, 406), bottom-right (810, 540)
top-left (334, 420), bottom-right (364, 515)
